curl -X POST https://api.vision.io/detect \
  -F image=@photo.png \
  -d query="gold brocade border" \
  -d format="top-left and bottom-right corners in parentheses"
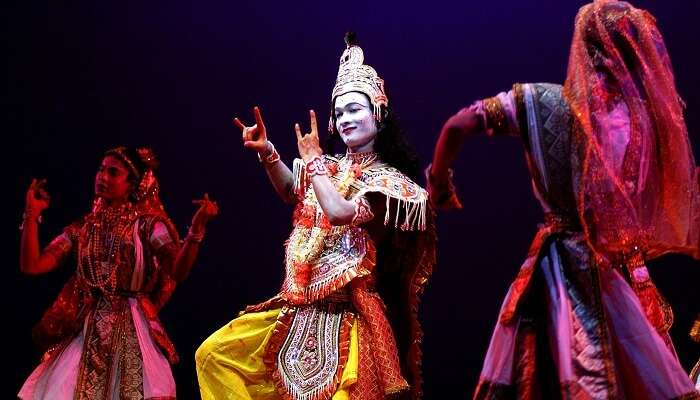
top-left (302, 243), bottom-right (376, 305)
top-left (118, 311), bottom-right (144, 399)
top-left (483, 96), bottom-right (508, 135)
top-left (263, 306), bottom-right (354, 400)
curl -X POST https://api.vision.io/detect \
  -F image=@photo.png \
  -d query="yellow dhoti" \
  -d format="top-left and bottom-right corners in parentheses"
top-left (195, 308), bottom-right (358, 400)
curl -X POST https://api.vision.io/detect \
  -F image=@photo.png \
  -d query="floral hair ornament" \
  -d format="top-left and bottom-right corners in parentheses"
top-left (133, 147), bottom-right (159, 201)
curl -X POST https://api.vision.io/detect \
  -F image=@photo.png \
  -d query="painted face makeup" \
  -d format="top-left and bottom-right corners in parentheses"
top-left (334, 92), bottom-right (378, 153)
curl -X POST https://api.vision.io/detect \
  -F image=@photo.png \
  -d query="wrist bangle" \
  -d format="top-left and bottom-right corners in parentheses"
top-left (305, 155), bottom-right (328, 177)
top-left (19, 211), bottom-right (42, 230)
top-left (258, 141), bottom-right (281, 165)
top-left (184, 226), bottom-right (205, 243)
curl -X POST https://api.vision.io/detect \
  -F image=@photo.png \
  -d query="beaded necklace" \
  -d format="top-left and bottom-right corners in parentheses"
top-left (77, 202), bottom-right (138, 291)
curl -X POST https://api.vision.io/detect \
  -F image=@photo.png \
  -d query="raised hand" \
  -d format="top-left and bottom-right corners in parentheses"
top-left (234, 106), bottom-right (269, 154)
top-left (294, 110), bottom-right (323, 163)
top-left (25, 178), bottom-right (50, 216)
top-left (190, 193), bottom-right (219, 234)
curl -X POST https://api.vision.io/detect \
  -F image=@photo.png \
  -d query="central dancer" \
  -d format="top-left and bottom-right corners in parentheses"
top-left (196, 33), bottom-right (436, 400)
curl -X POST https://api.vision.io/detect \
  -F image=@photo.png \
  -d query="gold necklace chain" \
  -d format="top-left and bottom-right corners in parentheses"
top-left (78, 204), bottom-right (135, 291)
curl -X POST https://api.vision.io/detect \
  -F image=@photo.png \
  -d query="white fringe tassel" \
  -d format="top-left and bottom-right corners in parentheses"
top-left (383, 196), bottom-right (427, 231)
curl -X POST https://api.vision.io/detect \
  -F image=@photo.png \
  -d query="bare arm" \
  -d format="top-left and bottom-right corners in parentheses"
top-left (425, 106), bottom-right (487, 210)
top-left (235, 107), bottom-right (296, 204)
top-left (20, 179), bottom-right (61, 275)
top-left (296, 110), bottom-right (357, 226)
top-left (430, 107), bottom-right (484, 181)
top-left (171, 194), bottom-right (219, 282)
top-left (432, 89), bottom-right (522, 198)
top-left (260, 147), bottom-right (296, 204)
top-left (20, 216), bottom-right (61, 275)
top-left (171, 240), bottom-right (196, 282)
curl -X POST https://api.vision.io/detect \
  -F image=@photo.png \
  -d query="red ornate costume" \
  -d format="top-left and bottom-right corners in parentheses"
top-left (196, 37), bottom-right (436, 400)
top-left (20, 148), bottom-right (183, 400)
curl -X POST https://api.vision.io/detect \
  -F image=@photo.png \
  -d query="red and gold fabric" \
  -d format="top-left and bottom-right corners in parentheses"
top-left (21, 202), bottom-right (181, 400)
top-left (197, 152), bottom-right (435, 400)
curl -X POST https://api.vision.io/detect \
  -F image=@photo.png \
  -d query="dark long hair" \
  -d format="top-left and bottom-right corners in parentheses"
top-left (325, 100), bottom-right (421, 182)
top-left (327, 97), bottom-right (432, 398)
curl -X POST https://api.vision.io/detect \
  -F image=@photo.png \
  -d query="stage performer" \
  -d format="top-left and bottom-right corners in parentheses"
top-left (19, 147), bottom-right (218, 399)
top-left (427, 1), bottom-right (700, 398)
top-left (196, 33), bottom-right (436, 400)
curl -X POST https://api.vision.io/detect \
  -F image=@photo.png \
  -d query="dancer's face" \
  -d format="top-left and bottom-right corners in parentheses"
top-left (334, 92), bottom-right (378, 153)
top-left (94, 156), bottom-right (133, 202)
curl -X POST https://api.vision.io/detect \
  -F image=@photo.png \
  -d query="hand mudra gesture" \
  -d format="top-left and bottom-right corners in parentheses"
top-left (295, 110), bottom-right (323, 163)
top-left (233, 106), bottom-right (270, 154)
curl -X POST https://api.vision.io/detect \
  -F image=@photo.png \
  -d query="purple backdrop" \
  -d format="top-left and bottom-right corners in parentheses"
top-left (7, 0), bottom-right (700, 398)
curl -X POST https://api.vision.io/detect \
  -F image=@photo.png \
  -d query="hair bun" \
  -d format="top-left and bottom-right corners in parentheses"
top-left (344, 32), bottom-right (358, 47)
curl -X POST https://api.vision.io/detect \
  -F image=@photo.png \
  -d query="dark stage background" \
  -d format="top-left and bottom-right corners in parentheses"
top-left (5, 0), bottom-right (700, 398)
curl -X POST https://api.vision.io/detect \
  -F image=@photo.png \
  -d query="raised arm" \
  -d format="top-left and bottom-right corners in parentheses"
top-left (430, 107), bottom-right (484, 182)
top-left (20, 179), bottom-right (63, 275)
top-left (429, 91), bottom-right (520, 210)
top-left (170, 194), bottom-right (219, 282)
top-left (234, 107), bottom-right (296, 204)
top-left (423, 107), bottom-right (484, 210)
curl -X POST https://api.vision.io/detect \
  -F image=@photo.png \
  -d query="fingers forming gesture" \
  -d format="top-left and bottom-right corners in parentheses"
top-left (25, 178), bottom-right (50, 213)
top-left (295, 110), bottom-right (323, 163)
top-left (191, 193), bottom-right (219, 231)
top-left (234, 106), bottom-right (269, 153)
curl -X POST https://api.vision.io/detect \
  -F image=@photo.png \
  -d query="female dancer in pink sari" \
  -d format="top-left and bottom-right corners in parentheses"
top-left (19, 147), bottom-right (218, 399)
top-left (429, 1), bottom-right (700, 398)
